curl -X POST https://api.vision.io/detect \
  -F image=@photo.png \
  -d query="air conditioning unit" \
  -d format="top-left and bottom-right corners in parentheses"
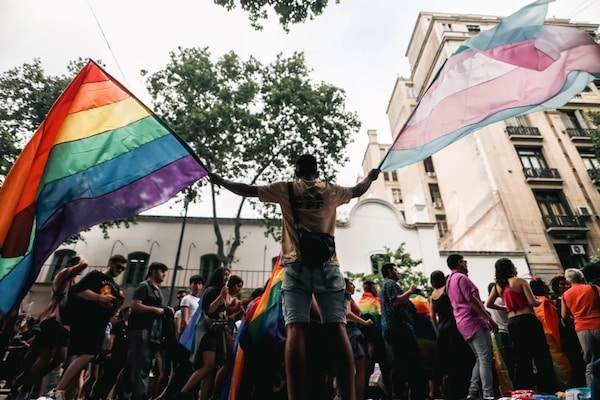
top-left (433, 200), bottom-right (443, 209)
top-left (570, 245), bottom-right (586, 255)
top-left (576, 206), bottom-right (592, 217)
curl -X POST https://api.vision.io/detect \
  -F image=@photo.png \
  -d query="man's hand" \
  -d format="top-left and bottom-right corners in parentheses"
top-left (367, 168), bottom-right (380, 181)
top-left (408, 283), bottom-right (418, 294)
top-left (486, 318), bottom-right (499, 333)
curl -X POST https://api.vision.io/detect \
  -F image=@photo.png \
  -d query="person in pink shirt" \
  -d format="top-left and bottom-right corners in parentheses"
top-left (445, 254), bottom-right (498, 400)
top-left (561, 268), bottom-right (600, 386)
top-left (9, 255), bottom-right (88, 400)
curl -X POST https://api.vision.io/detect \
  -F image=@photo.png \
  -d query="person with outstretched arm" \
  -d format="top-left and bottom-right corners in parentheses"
top-left (209, 154), bottom-right (379, 400)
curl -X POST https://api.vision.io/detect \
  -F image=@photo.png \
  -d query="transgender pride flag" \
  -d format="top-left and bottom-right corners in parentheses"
top-left (0, 61), bottom-right (207, 324)
top-left (379, 0), bottom-right (600, 172)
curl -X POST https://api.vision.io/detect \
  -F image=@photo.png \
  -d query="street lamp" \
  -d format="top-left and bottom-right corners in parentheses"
top-left (168, 189), bottom-right (194, 305)
top-left (186, 242), bottom-right (197, 270)
top-left (148, 240), bottom-right (160, 261)
top-left (110, 239), bottom-right (124, 257)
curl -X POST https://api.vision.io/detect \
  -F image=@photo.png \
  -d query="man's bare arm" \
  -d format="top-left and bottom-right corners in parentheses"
top-left (351, 169), bottom-right (380, 198)
top-left (209, 173), bottom-right (259, 197)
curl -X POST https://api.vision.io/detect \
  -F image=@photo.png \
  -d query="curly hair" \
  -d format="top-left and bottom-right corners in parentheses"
top-left (495, 258), bottom-right (516, 289)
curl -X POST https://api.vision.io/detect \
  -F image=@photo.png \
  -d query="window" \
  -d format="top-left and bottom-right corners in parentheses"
top-left (517, 147), bottom-right (547, 170)
top-left (200, 254), bottom-right (221, 282)
top-left (580, 150), bottom-right (600, 170)
top-left (436, 215), bottom-right (449, 237)
top-left (392, 188), bottom-right (403, 204)
top-left (406, 83), bottom-right (417, 98)
top-left (391, 171), bottom-right (398, 182)
top-left (534, 190), bottom-right (575, 227)
top-left (423, 157), bottom-right (435, 174)
top-left (594, 80), bottom-right (600, 91)
top-left (505, 115), bottom-right (528, 127)
top-left (441, 23), bottom-right (453, 31)
top-left (124, 252), bottom-right (148, 285)
top-left (48, 249), bottom-right (76, 281)
top-left (466, 24), bottom-right (481, 33)
top-left (370, 253), bottom-right (390, 275)
top-left (429, 183), bottom-right (442, 207)
top-left (560, 110), bottom-right (587, 129)
top-left (383, 172), bottom-right (390, 181)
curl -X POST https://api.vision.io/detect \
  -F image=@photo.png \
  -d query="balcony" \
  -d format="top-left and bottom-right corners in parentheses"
top-left (523, 167), bottom-right (562, 184)
top-left (566, 128), bottom-right (594, 141)
top-left (543, 214), bottom-right (589, 238)
top-left (506, 126), bottom-right (543, 142)
top-left (587, 168), bottom-right (600, 184)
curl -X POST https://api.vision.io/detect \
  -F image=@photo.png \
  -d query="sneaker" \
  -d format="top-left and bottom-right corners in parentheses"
top-left (46, 389), bottom-right (66, 400)
top-left (466, 392), bottom-right (480, 400)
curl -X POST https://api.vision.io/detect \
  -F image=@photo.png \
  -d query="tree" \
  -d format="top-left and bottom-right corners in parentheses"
top-left (143, 47), bottom-right (360, 267)
top-left (344, 243), bottom-right (431, 296)
top-left (0, 58), bottom-right (134, 240)
top-left (214, 0), bottom-right (338, 31)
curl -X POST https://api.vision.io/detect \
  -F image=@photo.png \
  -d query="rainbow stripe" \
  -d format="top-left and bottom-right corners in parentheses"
top-left (379, 0), bottom-right (600, 172)
top-left (0, 60), bottom-right (207, 321)
top-left (227, 255), bottom-right (285, 399)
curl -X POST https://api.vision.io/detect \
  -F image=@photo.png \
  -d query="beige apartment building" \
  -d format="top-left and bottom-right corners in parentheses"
top-left (362, 12), bottom-right (600, 282)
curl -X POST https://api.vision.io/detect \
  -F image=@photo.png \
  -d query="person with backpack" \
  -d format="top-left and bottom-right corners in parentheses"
top-left (8, 255), bottom-right (88, 400)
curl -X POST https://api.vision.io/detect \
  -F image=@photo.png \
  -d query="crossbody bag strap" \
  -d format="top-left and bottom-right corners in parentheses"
top-left (287, 181), bottom-right (301, 229)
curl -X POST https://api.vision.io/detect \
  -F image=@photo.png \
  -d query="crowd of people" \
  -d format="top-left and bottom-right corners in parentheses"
top-left (1, 154), bottom-right (600, 400)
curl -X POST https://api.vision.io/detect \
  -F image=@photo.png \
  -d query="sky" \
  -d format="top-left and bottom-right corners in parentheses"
top-left (1, 0), bottom-right (599, 217)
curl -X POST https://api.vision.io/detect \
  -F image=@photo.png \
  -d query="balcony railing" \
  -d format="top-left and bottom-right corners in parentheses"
top-left (587, 168), bottom-right (600, 183)
top-left (506, 126), bottom-right (542, 137)
top-left (543, 215), bottom-right (586, 228)
top-left (37, 264), bottom-right (275, 290)
top-left (566, 128), bottom-right (594, 138)
top-left (523, 167), bottom-right (560, 179)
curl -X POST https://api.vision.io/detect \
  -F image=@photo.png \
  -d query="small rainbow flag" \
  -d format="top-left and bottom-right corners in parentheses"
top-left (0, 60), bottom-right (207, 323)
top-left (226, 255), bottom-right (285, 399)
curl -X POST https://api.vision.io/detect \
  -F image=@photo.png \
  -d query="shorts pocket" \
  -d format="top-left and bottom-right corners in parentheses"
top-left (321, 265), bottom-right (344, 291)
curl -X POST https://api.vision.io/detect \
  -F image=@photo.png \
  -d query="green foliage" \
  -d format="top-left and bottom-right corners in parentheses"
top-left (144, 47), bottom-right (360, 266)
top-left (344, 243), bottom-right (431, 296)
top-left (214, 0), bottom-right (338, 31)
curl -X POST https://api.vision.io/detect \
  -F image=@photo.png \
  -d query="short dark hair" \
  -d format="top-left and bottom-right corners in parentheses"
top-left (295, 154), bottom-right (318, 177)
top-left (381, 263), bottom-right (396, 278)
top-left (430, 270), bottom-right (446, 289)
top-left (146, 262), bottom-right (168, 278)
top-left (549, 275), bottom-right (566, 295)
top-left (446, 254), bottom-right (463, 270)
top-left (189, 274), bottom-right (204, 285)
top-left (110, 254), bottom-right (127, 264)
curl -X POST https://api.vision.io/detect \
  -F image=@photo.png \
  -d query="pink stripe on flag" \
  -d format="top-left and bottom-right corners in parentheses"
top-left (392, 42), bottom-right (600, 151)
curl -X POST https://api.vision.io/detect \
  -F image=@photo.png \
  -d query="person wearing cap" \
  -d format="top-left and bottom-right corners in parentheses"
top-left (120, 262), bottom-right (174, 400)
top-left (180, 274), bottom-right (204, 334)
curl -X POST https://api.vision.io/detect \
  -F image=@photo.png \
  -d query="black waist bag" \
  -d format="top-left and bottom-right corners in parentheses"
top-left (299, 229), bottom-right (335, 265)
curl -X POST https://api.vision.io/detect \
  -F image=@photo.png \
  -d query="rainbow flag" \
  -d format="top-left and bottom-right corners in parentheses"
top-left (0, 60), bottom-right (207, 323)
top-left (226, 255), bottom-right (285, 400)
top-left (379, 0), bottom-right (600, 172)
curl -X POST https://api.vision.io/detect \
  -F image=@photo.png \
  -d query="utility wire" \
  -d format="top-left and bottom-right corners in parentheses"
top-left (86, 0), bottom-right (129, 87)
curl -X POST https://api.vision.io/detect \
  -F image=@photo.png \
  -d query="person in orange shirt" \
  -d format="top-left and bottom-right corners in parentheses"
top-left (561, 268), bottom-right (600, 386)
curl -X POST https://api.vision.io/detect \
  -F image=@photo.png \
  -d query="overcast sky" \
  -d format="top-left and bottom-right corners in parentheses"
top-left (1, 0), bottom-right (599, 216)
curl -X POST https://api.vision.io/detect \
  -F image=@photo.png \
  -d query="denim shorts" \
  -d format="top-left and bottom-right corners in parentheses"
top-left (280, 262), bottom-right (346, 325)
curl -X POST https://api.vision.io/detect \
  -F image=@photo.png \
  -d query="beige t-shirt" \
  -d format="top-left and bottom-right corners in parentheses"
top-left (258, 179), bottom-right (352, 265)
